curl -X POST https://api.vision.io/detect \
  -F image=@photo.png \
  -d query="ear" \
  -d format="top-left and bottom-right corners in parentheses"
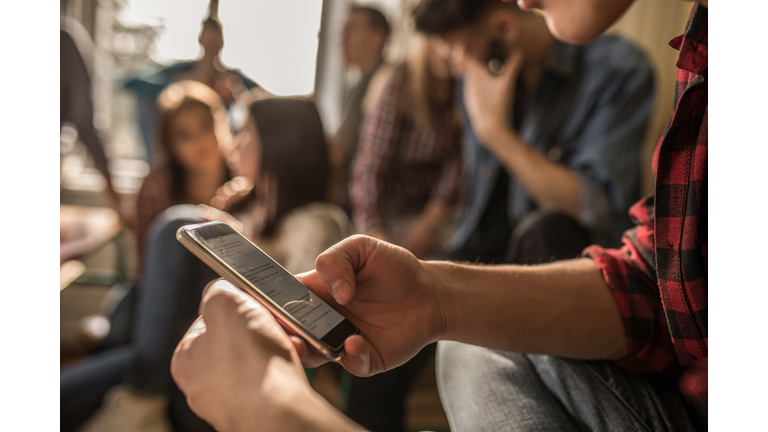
top-left (488, 9), bottom-right (521, 45)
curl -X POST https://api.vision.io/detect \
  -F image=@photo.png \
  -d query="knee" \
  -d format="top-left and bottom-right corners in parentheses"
top-left (147, 205), bottom-right (203, 243)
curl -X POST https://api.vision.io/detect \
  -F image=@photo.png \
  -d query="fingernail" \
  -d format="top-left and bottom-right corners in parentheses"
top-left (329, 279), bottom-right (348, 304)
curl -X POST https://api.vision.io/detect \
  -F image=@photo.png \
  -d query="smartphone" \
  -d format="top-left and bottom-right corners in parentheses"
top-left (177, 220), bottom-right (359, 361)
top-left (487, 39), bottom-right (507, 75)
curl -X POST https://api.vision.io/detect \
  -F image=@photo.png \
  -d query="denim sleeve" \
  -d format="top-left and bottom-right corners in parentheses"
top-left (571, 61), bottom-right (654, 234)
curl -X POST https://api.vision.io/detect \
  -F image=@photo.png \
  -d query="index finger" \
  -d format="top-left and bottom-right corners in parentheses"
top-left (311, 235), bottom-right (378, 305)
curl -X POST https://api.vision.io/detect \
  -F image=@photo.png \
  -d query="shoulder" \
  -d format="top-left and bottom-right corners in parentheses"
top-left (227, 67), bottom-right (260, 89)
top-left (138, 167), bottom-right (173, 200)
top-left (582, 34), bottom-right (651, 75)
top-left (362, 64), bottom-right (400, 115)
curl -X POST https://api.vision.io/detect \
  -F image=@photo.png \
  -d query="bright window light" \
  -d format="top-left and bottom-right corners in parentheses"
top-left (117, 0), bottom-right (323, 96)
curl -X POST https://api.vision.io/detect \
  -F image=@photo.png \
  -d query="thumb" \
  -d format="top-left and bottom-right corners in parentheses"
top-left (339, 334), bottom-right (376, 377)
top-left (313, 235), bottom-right (375, 305)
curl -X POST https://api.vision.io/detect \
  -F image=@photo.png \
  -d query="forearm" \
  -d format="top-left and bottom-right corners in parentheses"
top-left (428, 257), bottom-right (626, 360)
top-left (265, 362), bottom-right (364, 432)
top-left (487, 126), bottom-right (581, 220)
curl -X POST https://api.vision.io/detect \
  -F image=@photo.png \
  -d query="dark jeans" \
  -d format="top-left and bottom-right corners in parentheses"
top-left (347, 211), bottom-right (593, 431)
top-left (60, 205), bottom-right (217, 432)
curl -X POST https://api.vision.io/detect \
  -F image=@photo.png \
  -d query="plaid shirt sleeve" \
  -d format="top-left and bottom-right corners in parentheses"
top-left (584, 194), bottom-right (684, 379)
top-left (583, 3), bottom-right (708, 383)
top-left (350, 70), bottom-right (406, 234)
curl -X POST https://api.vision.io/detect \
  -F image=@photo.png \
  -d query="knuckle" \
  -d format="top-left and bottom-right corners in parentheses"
top-left (201, 288), bottom-right (241, 320)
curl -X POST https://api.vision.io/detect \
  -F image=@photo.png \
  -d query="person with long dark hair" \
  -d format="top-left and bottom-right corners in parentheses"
top-left (62, 97), bottom-right (350, 432)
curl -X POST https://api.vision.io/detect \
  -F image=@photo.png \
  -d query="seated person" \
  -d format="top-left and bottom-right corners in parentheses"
top-left (61, 97), bottom-right (351, 432)
top-left (350, 33), bottom-right (461, 260)
top-left (426, 0), bottom-right (654, 265)
top-left (329, 5), bottom-right (391, 213)
top-left (124, 16), bottom-right (260, 162)
top-left (132, 80), bottom-right (233, 275)
top-left (61, 21), bottom-right (120, 215)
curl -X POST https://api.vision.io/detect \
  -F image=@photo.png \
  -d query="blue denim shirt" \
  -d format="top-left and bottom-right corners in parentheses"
top-left (449, 35), bottom-right (654, 252)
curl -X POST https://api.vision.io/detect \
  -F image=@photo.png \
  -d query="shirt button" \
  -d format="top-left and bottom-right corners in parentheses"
top-left (547, 148), bottom-right (563, 162)
top-left (480, 166), bottom-right (493, 178)
top-left (466, 208), bottom-right (479, 220)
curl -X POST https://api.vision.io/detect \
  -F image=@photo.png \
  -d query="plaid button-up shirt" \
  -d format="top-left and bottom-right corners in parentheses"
top-left (584, 3), bottom-right (708, 383)
top-left (351, 66), bottom-right (462, 233)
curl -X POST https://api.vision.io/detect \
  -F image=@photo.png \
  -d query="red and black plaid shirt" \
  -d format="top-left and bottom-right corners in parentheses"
top-left (350, 66), bottom-right (462, 233)
top-left (583, 3), bottom-right (707, 383)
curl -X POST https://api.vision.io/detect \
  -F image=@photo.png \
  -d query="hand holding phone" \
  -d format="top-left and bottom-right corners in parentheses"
top-left (177, 221), bottom-right (359, 361)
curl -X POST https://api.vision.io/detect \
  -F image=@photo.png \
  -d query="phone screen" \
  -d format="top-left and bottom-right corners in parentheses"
top-left (191, 227), bottom-right (346, 341)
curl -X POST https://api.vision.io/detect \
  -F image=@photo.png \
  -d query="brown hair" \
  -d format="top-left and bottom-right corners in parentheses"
top-left (228, 98), bottom-right (330, 236)
top-left (403, 34), bottom-right (455, 130)
top-left (155, 80), bottom-right (232, 201)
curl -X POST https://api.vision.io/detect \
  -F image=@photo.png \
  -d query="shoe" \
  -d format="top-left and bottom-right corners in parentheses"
top-left (77, 384), bottom-right (173, 432)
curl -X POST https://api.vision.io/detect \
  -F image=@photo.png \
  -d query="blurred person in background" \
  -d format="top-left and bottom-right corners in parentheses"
top-left (166, 0), bottom-right (707, 430)
top-left (346, 32), bottom-right (461, 431)
top-left (125, 10), bottom-right (260, 163)
top-left (61, 97), bottom-right (351, 432)
top-left (132, 80), bottom-right (233, 275)
top-left (415, 0), bottom-right (654, 267)
top-left (350, 33), bottom-right (461, 260)
top-left (61, 19), bottom-right (121, 215)
top-left (329, 5), bottom-right (390, 213)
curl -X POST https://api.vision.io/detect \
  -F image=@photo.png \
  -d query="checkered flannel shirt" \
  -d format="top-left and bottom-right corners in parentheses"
top-left (583, 3), bottom-right (708, 383)
top-left (350, 66), bottom-right (462, 233)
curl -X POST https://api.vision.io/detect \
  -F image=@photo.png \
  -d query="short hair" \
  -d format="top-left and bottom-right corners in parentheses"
top-left (350, 5), bottom-right (391, 38)
top-left (413, 0), bottom-right (516, 35)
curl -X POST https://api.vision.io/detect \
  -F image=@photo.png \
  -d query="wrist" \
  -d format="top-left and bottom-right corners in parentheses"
top-left (483, 123), bottom-right (519, 151)
top-left (422, 260), bottom-right (461, 344)
top-left (259, 360), bottom-right (361, 432)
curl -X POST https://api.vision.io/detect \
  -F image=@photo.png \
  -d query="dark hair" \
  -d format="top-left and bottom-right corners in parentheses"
top-left (413, 0), bottom-right (515, 35)
top-left (156, 80), bottom-right (230, 201)
top-left (229, 98), bottom-right (330, 235)
top-left (350, 5), bottom-right (391, 38)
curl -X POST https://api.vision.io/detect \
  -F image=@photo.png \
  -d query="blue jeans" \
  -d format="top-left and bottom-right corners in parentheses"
top-left (61, 205), bottom-right (216, 432)
top-left (436, 341), bottom-right (705, 431)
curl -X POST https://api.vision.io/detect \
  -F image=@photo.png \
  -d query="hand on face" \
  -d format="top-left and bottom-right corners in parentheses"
top-left (293, 235), bottom-right (447, 376)
top-left (462, 47), bottom-right (524, 147)
top-left (170, 280), bottom-right (308, 431)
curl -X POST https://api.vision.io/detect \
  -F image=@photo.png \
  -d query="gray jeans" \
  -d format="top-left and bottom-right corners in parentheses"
top-left (436, 341), bottom-right (705, 432)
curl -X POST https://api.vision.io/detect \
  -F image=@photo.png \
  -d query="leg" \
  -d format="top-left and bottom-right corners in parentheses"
top-left (75, 206), bottom-right (218, 432)
top-left (505, 211), bottom-right (592, 265)
top-left (437, 341), bottom-right (582, 432)
top-left (60, 346), bottom-right (135, 432)
top-left (131, 205), bottom-right (218, 431)
top-left (437, 341), bottom-right (700, 432)
top-left (346, 343), bottom-right (437, 432)
top-left (129, 205), bottom-right (218, 397)
top-left (527, 355), bottom-right (702, 432)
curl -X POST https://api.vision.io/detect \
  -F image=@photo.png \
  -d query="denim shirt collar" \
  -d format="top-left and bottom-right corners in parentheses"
top-left (542, 39), bottom-right (579, 79)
